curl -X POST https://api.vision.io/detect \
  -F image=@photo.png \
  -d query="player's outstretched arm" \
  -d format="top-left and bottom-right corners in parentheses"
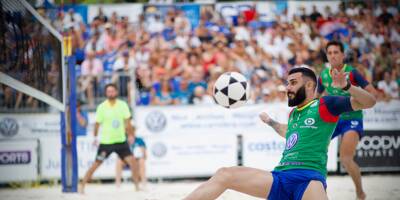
top-left (331, 69), bottom-right (376, 110)
top-left (259, 112), bottom-right (287, 138)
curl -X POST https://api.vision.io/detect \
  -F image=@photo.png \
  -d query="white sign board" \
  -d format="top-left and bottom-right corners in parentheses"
top-left (0, 113), bottom-right (60, 139)
top-left (146, 133), bottom-right (238, 178)
top-left (242, 134), bottom-right (338, 172)
top-left (135, 103), bottom-right (291, 137)
top-left (40, 137), bottom-right (119, 179)
top-left (0, 140), bottom-right (39, 182)
top-left (363, 100), bottom-right (400, 131)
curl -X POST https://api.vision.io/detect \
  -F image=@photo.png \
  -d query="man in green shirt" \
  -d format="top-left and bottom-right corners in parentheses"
top-left (318, 41), bottom-right (377, 200)
top-left (183, 67), bottom-right (376, 200)
top-left (79, 84), bottom-right (139, 194)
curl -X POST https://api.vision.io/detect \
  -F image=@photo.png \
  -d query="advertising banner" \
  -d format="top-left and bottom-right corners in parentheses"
top-left (354, 131), bottom-right (400, 172)
top-left (146, 133), bottom-right (238, 178)
top-left (242, 133), bottom-right (338, 172)
top-left (40, 137), bottom-right (119, 179)
top-left (135, 103), bottom-right (291, 137)
top-left (0, 140), bottom-right (38, 182)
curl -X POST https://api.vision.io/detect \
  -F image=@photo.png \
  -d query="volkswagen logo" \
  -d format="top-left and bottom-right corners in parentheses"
top-left (151, 142), bottom-right (167, 158)
top-left (145, 111), bottom-right (167, 133)
top-left (0, 118), bottom-right (19, 138)
top-left (286, 132), bottom-right (299, 150)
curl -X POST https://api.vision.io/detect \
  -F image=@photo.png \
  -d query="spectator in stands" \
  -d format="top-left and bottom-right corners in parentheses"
top-left (171, 76), bottom-right (191, 105)
top-left (85, 31), bottom-right (105, 56)
top-left (76, 99), bottom-right (89, 136)
top-left (378, 70), bottom-right (399, 100)
top-left (152, 78), bottom-right (173, 105)
top-left (191, 86), bottom-right (214, 105)
top-left (112, 51), bottom-right (136, 103)
top-left (80, 51), bottom-right (104, 107)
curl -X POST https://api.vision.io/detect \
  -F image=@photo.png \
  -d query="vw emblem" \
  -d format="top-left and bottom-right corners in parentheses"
top-left (145, 111), bottom-right (167, 133)
top-left (151, 142), bottom-right (167, 158)
top-left (0, 118), bottom-right (19, 138)
top-left (286, 132), bottom-right (299, 150)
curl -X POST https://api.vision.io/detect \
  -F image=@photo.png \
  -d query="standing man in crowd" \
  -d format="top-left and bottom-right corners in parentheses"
top-left (79, 83), bottom-right (139, 194)
top-left (317, 41), bottom-right (377, 200)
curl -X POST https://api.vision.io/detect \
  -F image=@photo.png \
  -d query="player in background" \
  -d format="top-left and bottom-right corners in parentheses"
top-left (79, 83), bottom-right (140, 194)
top-left (115, 126), bottom-right (147, 189)
top-left (318, 41), bottom-right (377, 200)
top-left (183, 67), bottom-right (376, 200)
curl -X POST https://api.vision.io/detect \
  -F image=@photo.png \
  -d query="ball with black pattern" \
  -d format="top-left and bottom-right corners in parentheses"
top-left (213, 72), bottom-right (250, 108)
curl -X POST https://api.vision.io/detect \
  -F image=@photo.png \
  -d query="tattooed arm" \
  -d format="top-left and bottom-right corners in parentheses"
top-left (259, 112), bottom-right (288, 138)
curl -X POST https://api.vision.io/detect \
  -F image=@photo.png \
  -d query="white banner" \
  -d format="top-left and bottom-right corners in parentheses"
top-left (0, 113), bottom-right (60, 139)
top-left (242, 134), bottom-right (338, 172)
top-left (135, 103), bottom-right (291, 137)
top-left (146, 133), bottom-right (238, 178)
top-left (363, 100), bottom-right (400, 131)
top-left (0, 140), bottom-right (39, 182)
top-left (88, 4), bottom-right (143, 23)
top-left (40, 137), bottom-right (119, 179)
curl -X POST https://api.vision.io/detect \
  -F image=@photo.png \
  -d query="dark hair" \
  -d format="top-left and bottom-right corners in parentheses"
top-left (326, 40), bottom-right (344, 53)
top-left (105, 83), bottom-right (118, 91)
top-left (288, 67), bottom-right (317, 87)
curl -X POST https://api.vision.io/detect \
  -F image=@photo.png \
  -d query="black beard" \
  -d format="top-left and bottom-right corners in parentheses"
top-left (107, 96), bottom-right (117, 101)
top-left (288, 85), bottom-right (306, 107)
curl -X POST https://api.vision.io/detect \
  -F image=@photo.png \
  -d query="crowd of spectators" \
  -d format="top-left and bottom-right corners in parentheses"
top-left (1, 1), bottom-right (399, 110)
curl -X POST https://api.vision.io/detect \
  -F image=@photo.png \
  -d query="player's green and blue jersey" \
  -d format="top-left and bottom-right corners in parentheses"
top-left (317, 64), bottom-right (369, 120)
top-left (275, 96), bottom-right (354, 177)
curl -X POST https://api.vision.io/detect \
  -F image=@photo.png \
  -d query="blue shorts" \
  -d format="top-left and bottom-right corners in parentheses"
top-left (267, 169), bottom-right (327, 200)
top-left (331, 119), bottom-right (363, 139)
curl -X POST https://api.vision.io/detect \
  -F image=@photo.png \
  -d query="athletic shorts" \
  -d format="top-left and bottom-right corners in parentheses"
top-left (331, 119), bottom-right (364, 139)
top-left (96, 141), bottom-right (132, 161)
top-left (267, 169), bottom-right (326, 200)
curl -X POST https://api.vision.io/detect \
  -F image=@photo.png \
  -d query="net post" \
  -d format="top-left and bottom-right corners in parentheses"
top-left (61, 55), bottom-right (78, 193)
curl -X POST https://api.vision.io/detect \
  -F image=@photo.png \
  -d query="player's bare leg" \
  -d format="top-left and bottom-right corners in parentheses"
top-left (302, 180), bottom-right (328, 200)
top-left (138, 158), bottom-right (147, 189)
top-left (115, 158), bottom-right (125, 188)
top-left (124, 155), bottom-right (140, 191)
top-left (340, 131), bottom-right (366, 200)
top-left (79, 160), bottom-right (103, 194)
top-left (183, 166), bottom-right (273, 200)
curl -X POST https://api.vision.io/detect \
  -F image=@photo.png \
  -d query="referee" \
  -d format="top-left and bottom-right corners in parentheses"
top-left (79, 83), bottom-right (139, 193)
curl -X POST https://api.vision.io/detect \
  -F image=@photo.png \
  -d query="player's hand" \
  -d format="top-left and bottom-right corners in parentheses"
top-left (331, 68), bottom-right (348, 89)
top-left (259, 112), bottom-right (272, 124)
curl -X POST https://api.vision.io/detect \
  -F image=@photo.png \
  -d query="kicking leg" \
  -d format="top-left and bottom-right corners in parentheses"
top-left (302, 181), bottom-right (328, 200)
top-left (340, 131), bottom-right (366, 200)
top-left (183, 166), bottom-right (273, 200)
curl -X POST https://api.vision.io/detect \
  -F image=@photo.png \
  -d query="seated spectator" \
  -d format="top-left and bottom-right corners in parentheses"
top-left (80, 51), bottom-right (104, 107)
top-left (191, 86), bottom-right (214, 105)
top-left (171, 77), bottom-right (191, 105)
top-left (152, 78), bottom-right (173, 105)
top-left (378, 70), bottom-right (399, 100)
top-left (76, 99), bottom-right (88, 136)
top-left (85, 31), bottom-right (105, 56)
top-left (112, 51), bottom-right (137, 102)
